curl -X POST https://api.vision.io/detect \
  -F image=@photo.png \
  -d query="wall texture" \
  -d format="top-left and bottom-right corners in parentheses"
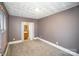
top-left (0, 3), bottom-right (9, 55)
top-left (38, 5), bottom-right (79, 50)
top-left (9, 16), bottom-right (38, 41)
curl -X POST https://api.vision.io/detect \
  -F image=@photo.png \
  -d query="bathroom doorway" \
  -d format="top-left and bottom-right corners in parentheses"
top-left (21, 22), bottom-right (34, 41)
top-left (24, 23), bottom-right (29, 40)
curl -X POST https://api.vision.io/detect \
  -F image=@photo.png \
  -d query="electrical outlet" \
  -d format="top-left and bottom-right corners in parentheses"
top-left (56, 42), bottom-right (59, 45)
top-left (13, 38), bottom-right (15, 40)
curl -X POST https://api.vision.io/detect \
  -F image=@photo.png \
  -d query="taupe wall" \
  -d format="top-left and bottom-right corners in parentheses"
top-left (38, 5), bottom-right (79, 50)
top-left (9, 5), bottom-right (79, 50)
top-left (9, 16), bottom-right (38, 41)
top-left (2, 2), bottom-right (79, 53)
top-left (0, 3), bottom-right (9, 54)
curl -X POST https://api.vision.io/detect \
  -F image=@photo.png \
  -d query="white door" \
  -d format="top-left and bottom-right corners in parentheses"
top-left (29, 22), bottom-right (34, 40)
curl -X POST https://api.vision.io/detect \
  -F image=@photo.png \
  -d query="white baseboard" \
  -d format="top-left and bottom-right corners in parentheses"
top-left (0, 44), bottom-right (9, 56)
top-left (3, 40), bottom-right (23, 56)
top-left (33, 37), bottom-right (39, 40)
top-left (36, 37), bottom-right (79, 56)
top-left (8, 37), bottom-right (38, 45)
top-left (3, 43), bottom-right (9, 56)
top-left (8, 40), bottom-right (23, 44)
top-left (3, 37), bottom-right (79, 56)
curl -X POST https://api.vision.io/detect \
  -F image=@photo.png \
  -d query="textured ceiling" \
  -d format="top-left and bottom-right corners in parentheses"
top-left (4, 2), bottom-right (79, 19)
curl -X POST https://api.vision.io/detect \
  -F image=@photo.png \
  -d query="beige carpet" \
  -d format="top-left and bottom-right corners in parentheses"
top-left (6, 39), bottom-right (72, 56)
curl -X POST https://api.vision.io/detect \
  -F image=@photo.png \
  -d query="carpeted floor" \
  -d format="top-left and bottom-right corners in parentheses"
top-left (6, 39), bottom-right (72, 56)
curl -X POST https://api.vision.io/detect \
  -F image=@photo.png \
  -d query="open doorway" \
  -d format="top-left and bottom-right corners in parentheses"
top-left (21, 22), bottom-right (34, 41)
top-left (24, 23), bottom-right (29, 40)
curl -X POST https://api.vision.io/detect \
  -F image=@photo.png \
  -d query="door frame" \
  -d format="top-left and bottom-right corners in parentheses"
top-left (21, 22), bottom-right (35, 41)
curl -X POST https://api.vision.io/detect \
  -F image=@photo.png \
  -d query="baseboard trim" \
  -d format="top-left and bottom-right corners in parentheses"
top-left (8, 40), bottom-right (23, 44)
top-left (3, 43), bottom-right (9, 56)
top-left (33, 37), bottom-right (39, 40)
top-left (36, 37), bottom-right (79, 56)
top-left (3, 37), bottom-right (79, 56)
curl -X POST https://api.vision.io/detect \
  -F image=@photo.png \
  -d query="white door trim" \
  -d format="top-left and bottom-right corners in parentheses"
top-left (21, 22), bottom-right (35, 41)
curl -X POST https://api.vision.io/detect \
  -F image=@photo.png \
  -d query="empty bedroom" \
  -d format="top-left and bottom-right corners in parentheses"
top-left (0, 2), bottom-right (79, 56)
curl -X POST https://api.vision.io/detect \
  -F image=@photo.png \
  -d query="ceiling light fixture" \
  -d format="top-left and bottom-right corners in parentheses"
top-left (35, 8), bottom-right (40, 12)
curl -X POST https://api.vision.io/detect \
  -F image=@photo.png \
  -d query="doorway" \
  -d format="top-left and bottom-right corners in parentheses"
top-left (24, 23), bottom-right (29, 40)
top-left (21, 22), bottom-right (34, 41)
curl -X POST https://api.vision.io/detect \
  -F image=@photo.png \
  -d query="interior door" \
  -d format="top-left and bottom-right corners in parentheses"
top-left (29, 22), bottom-right (34, 40)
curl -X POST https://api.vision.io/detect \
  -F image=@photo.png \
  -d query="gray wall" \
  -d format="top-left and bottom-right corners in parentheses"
top-left (9, 16), bottom-right (38, 41)
top-left (38, 5), bottom-right (79, 50)
top-left (9, 5), bottom-right (79, 50)
top-left (0, 3), bottom-right (9, 54)
top-left (2, 2), bottom-right (79, 53)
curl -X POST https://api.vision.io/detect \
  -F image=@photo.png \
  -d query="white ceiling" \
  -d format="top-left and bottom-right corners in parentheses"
top-left (4, 2), bottom-right (79, 19)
